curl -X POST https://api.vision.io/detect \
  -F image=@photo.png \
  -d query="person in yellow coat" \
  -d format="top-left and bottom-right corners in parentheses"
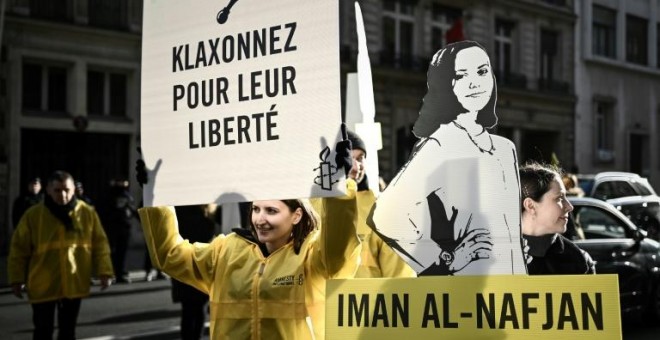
top-left (344, 130), bottom-right (417, 279)
top-left (8, 170), bottom-right (114, 340)
top-left (137, 138), bottom-right (361, 340)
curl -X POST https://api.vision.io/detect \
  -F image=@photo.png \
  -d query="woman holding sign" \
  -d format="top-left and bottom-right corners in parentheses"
top-left (519, 162), bottom-right (595, 275)
top-left (136, 137), bottom-right (360, 340)
top-left (369, 41), bottom-right (527, 276)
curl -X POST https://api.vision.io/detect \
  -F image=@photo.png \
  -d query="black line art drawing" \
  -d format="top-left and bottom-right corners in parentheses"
top-left (217, 0), bottom-right (240, 24)
top-left (368, 41), bottom-right (527, 276)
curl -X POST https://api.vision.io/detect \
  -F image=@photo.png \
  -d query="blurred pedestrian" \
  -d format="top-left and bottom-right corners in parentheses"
top-left (562, 173), bottom-right (585, 197)
top-left (8, 170), bottom-right (113, 340)
top-left (519, 162), bottom-right (595, 275)
top-left (172, 205), bottom-right (216, 340)
top-left (101, 179), bottom-right (138, 283)
top-left (11, 176), bottom-right (43, 229)
top-left (75, 181), bottom-right (94, 205)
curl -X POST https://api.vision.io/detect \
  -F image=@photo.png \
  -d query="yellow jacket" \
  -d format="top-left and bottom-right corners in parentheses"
top-left (312, 189), bottom-right (416, 279)
top-left (8, 200), bottom-right (114, 303)
top-left (139, 181), bottom-right (360, 340)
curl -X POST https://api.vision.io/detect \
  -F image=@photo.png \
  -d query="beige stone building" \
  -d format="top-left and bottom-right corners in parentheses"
top-left (575, 0), bottom-right (660, 188)
top-left (4, 3), bottom-right (660, 295)
top-left (339, 0), bottom-right (577, 181)
top-left (0, 0), bottom-right (143, 251)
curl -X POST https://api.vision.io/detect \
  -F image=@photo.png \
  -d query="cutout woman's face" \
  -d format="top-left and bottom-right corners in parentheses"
top-left (452, 46), bottom-right (494, 113)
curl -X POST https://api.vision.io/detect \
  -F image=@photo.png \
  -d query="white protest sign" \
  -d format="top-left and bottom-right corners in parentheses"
top-left (140, 0), bottom-right (344, 206)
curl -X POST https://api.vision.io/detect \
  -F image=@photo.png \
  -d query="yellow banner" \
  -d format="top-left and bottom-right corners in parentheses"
top-left (326, 275), bottom-right (621, 340)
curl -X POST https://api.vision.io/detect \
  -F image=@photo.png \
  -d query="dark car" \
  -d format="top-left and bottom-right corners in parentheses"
top-left (607, 196), bottom-right (660, 241)
top-left (567, 196), bottom-right (660, 323)
top-left (577, 172), bottom-right (660, 241)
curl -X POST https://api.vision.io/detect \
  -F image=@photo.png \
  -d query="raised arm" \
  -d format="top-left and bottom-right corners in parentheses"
top-left (138, 206), bottom-right (217, 294)
top-left (312, 179), bottom-right (361, 278)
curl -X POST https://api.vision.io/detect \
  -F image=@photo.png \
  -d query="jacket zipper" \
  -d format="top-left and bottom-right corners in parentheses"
top-left (252, 260), bottom-right (266, 339)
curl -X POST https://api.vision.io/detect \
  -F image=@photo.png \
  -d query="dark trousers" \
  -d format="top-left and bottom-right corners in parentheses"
top-left (180, 300), bottom-right (207, 340)
top-left (111, 227), bottom-right (131, 278)
top-left (31, 298), bottom-right (82, 340)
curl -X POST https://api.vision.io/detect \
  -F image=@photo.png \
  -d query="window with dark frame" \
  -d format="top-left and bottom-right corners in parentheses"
top-left (540, 29), bottom-right (559, 82)
top-left (22, 63), bottom-right (42, 111)
top-left (21, 62), bottom-right (68, 113)
top-left (87, 69), bottom-right (128, 117)
top-left (109, 74), bottom-right (127, 117)
top-left (88, 0), bottom-right (129, 30)
top-left (29, 0), bottom-right (72, 22)
top-left (592, 5), bottom-right (616, 58)
top-left (626, 14), bottom-right (648, 65)
top-left (87, 70), bottom-right (104, 115)
top-left (494, 19), bottom-right (514, 78)
top-left (382, 0), bottom-right (415, 68)
top-left (656, 23), bottom-right (660, 67)
top-left (595, 100), bottom-right (615, 162)
top-left (429, 4), bottom-right (461, 53)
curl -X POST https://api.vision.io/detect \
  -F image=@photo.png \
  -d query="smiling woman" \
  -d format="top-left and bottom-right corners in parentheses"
top-left (137, 136), bottom-right (361, 340)
top-left (369, 41), bottom-right (527, 276)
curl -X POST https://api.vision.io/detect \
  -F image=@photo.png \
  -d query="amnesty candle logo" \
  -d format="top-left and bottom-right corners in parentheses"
top-left (273, 275), bottom-right (295, 286)
top-left (273, 274), bottom-right (305, 286)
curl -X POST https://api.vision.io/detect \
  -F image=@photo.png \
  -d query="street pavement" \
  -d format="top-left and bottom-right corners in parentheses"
top-left (0, 271), bottom-right (209, 340)
top-left (1, 224), bottom-right (659, 339)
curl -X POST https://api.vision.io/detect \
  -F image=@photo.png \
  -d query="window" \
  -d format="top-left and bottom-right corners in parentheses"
top-left (594, 100), bottom-right (615, 162)
top-left (29, 0), bottom-right (72, 22)
top-left (22, 62), bottom-right (68, 113)
top-left (541, 0), bottom-right (566, 6)
top-left (626, 15), bottom-right (648, 65)
top-left (87, 69), bottom-right (128, 117)
top-left (592, 5), bottom-right (616, 58)
top-left (382, 0), bottom-right (415, 68)
top-left (540, 29), bottom-right (559, 81)
top-left (593, 181), bottom-right (637, 200)
top-left (429, 4), bottom-right (461, 53)
top-left (575, 207), bottom-right (627, 239)
top-left (89, 0), bottom-right (128, 30)
top-left (494, 19), bottom-right (515, 77)
top-left (656, 23), bottom-right (660, 67)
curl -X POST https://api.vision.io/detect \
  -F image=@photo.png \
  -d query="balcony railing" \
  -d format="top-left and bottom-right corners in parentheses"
top-left (378, 52), bottom-right (429, 72)
top-left (538, 78), bottom-right (570, 94)
top-left (29, 0), bottom-right (73, 23)
top-left (494, 71), bottom-right (528, 90)
top-left (88, 0), bottom-right (129, 30)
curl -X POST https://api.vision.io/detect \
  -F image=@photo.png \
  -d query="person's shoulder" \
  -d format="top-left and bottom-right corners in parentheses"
top-left (76, 199), bottom-right (96, 212)
top-left (23, 202), bottom-right (45, 215)
top-left (490, 134), bottom-right (515, 148)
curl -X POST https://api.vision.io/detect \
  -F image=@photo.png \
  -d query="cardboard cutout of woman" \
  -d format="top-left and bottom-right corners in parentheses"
top-left (370, 41), bottom-right (527, 275)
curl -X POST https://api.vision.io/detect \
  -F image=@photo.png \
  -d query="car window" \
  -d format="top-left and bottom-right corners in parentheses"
top-left (593, 181), bottom-right (636, 199)
top-left (574, 206), bottom-right (627, 239)
top-left (631, 181), bottom-right (653, 196)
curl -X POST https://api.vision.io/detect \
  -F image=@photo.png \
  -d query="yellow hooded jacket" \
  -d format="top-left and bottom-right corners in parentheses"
top-left (312, 189), bottom-right (415, 278)
top-left (138, 180), bottom-right (360, 340)
top-left (8, 200), bottom-right (114, 303)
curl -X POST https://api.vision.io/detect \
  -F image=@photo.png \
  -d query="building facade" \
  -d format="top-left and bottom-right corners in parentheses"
top-left (0, 0), bottom-right (143, 252)
top-left (0, 0), bottom-right (604, 253)
top-left (575, 0), bottom-right (660, 188)
top-left (339, 0), bottom-right (577, 181)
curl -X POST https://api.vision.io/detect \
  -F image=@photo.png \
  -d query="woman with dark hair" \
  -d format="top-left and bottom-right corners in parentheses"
top-left (519, 162), bottom-right (595, 275)
top-left (370, 41), bottom-right (527, 276)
